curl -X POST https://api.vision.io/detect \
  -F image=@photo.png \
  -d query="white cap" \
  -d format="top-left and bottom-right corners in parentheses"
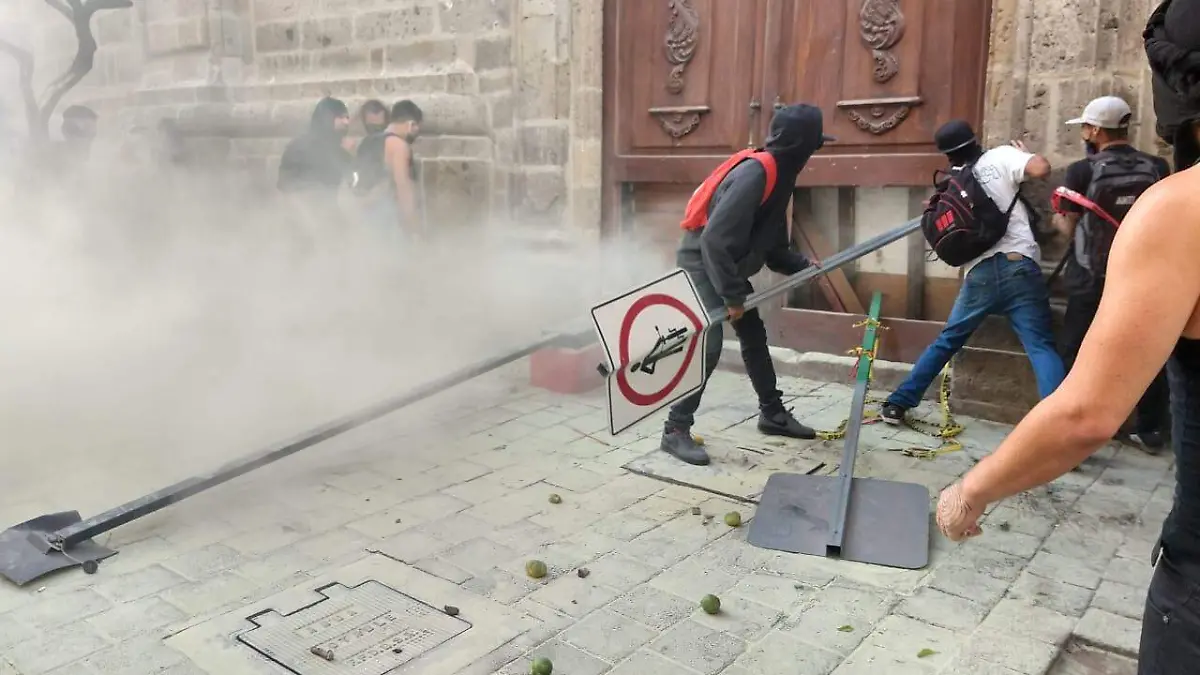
top-left (1066, 96), bottom-right (1132, 129)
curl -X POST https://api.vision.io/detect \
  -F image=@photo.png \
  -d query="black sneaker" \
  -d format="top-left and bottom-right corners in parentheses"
top-left (1130, 431), bottom-right (1166, 455)
top-left (880, 403), bottom-right (906, 426)
top-left (661, 427), bottom-right (711, 465)
top-left (757, 406), bottom-right (816, 440)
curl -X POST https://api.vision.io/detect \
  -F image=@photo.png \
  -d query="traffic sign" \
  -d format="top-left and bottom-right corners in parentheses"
top-left (591, 269), bottom-right (712, 434)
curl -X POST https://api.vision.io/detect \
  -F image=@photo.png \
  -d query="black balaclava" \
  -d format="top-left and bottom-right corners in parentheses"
top-left (309, 97), bottom-right (349, 138)
top-left (1145, 0), bottom-right (1200, 168)
top-left (763, 104), bottom-right (830, 180)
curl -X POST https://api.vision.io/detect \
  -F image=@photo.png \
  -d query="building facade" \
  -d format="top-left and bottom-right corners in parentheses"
top-left (1, 0), bottom-right (1166, 309)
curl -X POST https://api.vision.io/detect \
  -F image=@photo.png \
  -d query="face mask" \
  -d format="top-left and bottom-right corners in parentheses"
top-left (1085, 141), bottom-right (1098, 156)
top-left (364, 121), bottom-right (387, 135)
top-left (405, 131), bottom-right (420, 144)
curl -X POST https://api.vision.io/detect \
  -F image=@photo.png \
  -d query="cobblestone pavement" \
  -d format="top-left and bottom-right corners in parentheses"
top-left (0, 366), bottom-right (1168, 674)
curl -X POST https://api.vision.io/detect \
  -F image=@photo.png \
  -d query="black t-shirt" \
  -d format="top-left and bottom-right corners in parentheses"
top-left (1059, 144), bottom-right (1171, 213)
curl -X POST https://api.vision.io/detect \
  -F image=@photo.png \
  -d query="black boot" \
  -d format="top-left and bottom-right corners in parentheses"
top-left (758, 404), bottom-right (816, 440)
top-left (661, 426), bottom-right (711, 465)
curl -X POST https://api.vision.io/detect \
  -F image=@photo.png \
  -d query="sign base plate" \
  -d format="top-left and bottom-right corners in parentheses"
top-left (746, 472), bottom-right (931, 569)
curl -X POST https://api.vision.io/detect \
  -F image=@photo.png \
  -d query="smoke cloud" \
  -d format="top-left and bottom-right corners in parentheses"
top-left (0, 143), bottom-right (663, 525)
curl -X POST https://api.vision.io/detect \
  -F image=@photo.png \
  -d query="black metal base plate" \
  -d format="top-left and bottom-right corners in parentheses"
top-left (746, 473), bottom-right (931, 569)
top-left (0, 511), bottom-right (117, 586)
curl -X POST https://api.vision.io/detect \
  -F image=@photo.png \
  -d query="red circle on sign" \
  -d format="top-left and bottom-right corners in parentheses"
top-left (616, 293), bottom-right (704, 406)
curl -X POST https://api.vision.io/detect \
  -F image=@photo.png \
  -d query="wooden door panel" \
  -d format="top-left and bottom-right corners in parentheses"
top-left (781, 0), bottom-right (991, 186)
top-left (609, 0), bottom-right (764, 183)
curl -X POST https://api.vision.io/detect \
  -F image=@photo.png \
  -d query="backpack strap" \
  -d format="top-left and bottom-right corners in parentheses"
top-left (680, 149), bottom-right (778, 231)
top-left (749, 151), bottom-right (777, 204)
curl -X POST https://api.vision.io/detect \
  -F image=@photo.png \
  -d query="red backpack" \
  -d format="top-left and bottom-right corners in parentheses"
top-left (680, 150), bottom-right (777, 231)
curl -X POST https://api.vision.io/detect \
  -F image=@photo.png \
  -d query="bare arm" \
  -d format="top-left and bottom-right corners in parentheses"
top-left (960, 178), bottom-right (1200, 507)
top-left (386, 137), bottom-right (417, 224)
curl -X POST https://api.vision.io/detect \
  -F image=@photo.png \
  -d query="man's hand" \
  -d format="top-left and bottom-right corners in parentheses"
top-left (1011, 139), bottom-right (1029, 153)
top-left (936, 481), bottom-right (985, 541)
top-left (726, 305), bottom-right (745, 322)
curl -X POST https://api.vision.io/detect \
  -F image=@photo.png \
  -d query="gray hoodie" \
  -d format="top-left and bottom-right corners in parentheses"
top-left (677, 103), bottom-right (830, 307)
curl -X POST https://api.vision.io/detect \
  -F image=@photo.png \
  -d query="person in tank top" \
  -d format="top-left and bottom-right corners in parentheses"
top-left (935, 3), bottom-right (1200, 672)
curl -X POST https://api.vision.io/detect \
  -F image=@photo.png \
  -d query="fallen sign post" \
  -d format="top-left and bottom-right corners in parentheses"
top-left (746, 291), bottom-right (930, 569)
top-left (593, 217), bottom-right (922, 434)
top-left (0, 216), bottom-right (922, 588)
top-left (0, 325), bottom-right (595, 587)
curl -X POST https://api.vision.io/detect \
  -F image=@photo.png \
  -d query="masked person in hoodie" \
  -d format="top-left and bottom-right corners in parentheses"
top-left (277, 97), bottom-right (352, 195)
top-left (659, 104), bottom-right (832, 466)
top-left (932, 5), bottom-right (1200, 674)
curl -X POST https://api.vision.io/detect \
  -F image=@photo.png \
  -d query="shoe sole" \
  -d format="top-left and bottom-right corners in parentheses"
top-left (757, 425), bottom-right (816, 440)
top-left (881, 416), bottom-right (902, 426)
top-left (661, 446), bottom-right (710, 466)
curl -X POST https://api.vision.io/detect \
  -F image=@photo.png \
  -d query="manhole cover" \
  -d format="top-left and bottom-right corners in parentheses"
top-left (237, 580), bottom-right (471, 674)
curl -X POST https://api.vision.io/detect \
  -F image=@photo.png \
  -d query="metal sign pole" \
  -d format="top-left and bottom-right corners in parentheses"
top-left (826, 291), bottom-right (882, 556)
top-left (0, 324), bottom-right (592, 585)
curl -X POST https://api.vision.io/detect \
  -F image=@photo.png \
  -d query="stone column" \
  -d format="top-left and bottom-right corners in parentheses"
top-left (510, 0), bottom-right (571, 226)
top-left (567, 0), bottom-right (603, 238)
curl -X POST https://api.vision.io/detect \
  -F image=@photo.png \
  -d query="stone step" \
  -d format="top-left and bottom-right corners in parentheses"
top-left (950, 346), bottom-right (1041, 424)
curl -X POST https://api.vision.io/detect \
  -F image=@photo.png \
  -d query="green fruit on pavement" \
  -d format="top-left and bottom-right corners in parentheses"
top-left (700, 594), bottom-right (721, 614)
top-left (724, 511), bottom-right (742, 527)
top-left (525, 560), bottom-right (548, 579)
top-left (530, 656), bottom-right (553, 674)
top-left (548, 493), bottom-right (562, 504)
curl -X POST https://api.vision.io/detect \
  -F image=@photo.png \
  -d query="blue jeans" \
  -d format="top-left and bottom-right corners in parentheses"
top-left (887, 253), bottom-right (1065, 409)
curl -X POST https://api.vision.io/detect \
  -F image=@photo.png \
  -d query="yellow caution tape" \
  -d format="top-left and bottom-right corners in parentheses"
top-left (814, 320), bottom-right (964, 458)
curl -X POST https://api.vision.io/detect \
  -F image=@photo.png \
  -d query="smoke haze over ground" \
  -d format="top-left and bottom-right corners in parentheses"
top-left (0, 151), bottom-right (663, 526)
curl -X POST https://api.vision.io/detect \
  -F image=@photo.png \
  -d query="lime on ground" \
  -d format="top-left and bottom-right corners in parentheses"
top-left (525, 560), bottom-right (548, 579)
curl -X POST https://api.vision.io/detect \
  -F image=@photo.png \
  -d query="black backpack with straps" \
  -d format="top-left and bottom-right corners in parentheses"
top-left (1063, 149), bottom-right (1162, 293)
top-left (920, 161), bottom-right (1021, 267)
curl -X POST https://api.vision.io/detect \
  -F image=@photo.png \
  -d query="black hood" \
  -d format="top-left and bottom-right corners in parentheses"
top-left (764, 104), bottom-right (833, 171)
top-left (1145, 0), bottom-right (1200, 167)
top-left (309, 97), bottom-right (349, 135)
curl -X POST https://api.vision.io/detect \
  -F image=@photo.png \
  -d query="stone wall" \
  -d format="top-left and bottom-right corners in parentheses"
top-left (0, 0), bottom-right (604, 232)
top-left (984, 0), bottom-right (1165, 168)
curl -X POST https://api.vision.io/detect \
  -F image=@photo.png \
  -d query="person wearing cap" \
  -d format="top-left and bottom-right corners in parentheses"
top-left (1054, 96), bottom-right (1171, 453)
top-left (659, 104), bottom-right (832, 466)
top-left (880, 120), bottom-right (1063, 426)
top-left (935, 2), bottom-right (1200, 670)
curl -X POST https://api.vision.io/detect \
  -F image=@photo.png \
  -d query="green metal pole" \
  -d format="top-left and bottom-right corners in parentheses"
top-left (827, 291), bottom-right (883, 554)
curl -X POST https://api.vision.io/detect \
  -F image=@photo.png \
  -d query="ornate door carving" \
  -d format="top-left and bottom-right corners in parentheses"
top-left (607, 0), bottom-right (766, 184)
top-left (602, 0), bottom-right (992, 192)
top-left (778, 0), bottom-right (991, 185)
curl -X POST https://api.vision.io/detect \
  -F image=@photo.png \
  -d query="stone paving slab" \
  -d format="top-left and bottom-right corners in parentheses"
top-left (622, 431), bottom-right (825, 501)
top-left (0, 368), bottom-right (1175, 675)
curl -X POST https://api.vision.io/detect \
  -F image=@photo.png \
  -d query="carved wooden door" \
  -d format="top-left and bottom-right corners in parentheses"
top-left (606, 0), bottom-right (768, 186)
top-left (777, 0), bottom-right (992, 186)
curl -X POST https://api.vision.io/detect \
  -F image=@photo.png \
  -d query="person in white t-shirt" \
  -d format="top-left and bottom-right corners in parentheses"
top-left (880, 120), bottom-right (1066, 425)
